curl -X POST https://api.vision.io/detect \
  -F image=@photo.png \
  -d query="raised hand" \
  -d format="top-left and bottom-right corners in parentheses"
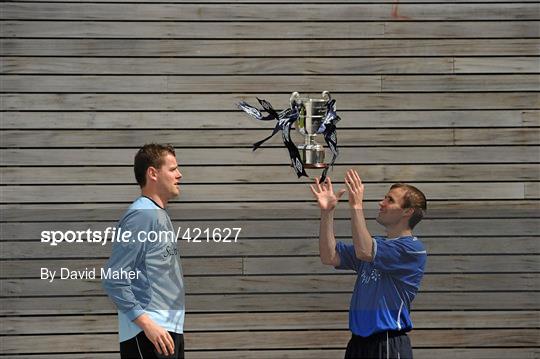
top-left (344, 169), bottom-right (365, 209)
top-left (310, 177), bottom-right (346, 211)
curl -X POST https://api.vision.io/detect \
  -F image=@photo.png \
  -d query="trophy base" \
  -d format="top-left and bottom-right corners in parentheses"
top-left (303, 163), bottom-right (328, 169)
top-left (298, 144), bottom-right (325, 169)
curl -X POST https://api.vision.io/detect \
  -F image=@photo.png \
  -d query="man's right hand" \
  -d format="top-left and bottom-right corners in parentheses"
top-left (134, 314), bottom-right (175, 356)
top-left (310, 177), bottom-right (346, 211)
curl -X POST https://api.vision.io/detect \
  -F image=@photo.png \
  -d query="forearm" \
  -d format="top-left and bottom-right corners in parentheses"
top-left (319, 209), bottom-right (339, 265)
top-left (102, 238), bottom-right (146, 319)
top-left (350, 208), bottom-right (374, 261)
top-left (133, 313), bottom-right (175, 356)
top-left (133, 313), bottom-right (153, 330)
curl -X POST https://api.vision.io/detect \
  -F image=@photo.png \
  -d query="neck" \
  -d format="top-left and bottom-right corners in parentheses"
top-left (385, 226), bottom-right (412, 239)
top-left (141, 189), bottom-right (167, 209)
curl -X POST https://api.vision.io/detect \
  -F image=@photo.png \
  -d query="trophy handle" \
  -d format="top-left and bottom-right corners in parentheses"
top-left (290, 91), bottom-right (300, 105)
top-left (322, 91), bottom-right (331, 101)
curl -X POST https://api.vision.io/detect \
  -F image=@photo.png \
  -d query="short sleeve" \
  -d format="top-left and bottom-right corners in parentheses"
top-left (335, 241), bottom-right (363, 272)
top-left (372, 237), bottom-right (427, 275)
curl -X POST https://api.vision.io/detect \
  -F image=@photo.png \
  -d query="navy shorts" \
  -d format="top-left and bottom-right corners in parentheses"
top-left (120, 331), bottom-right (184, 359)
top-left (345, 330), bottom-right (413, 359)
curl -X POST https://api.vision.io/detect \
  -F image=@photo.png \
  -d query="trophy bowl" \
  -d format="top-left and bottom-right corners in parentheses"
top-left (291, 91), bottom-right (331, 169)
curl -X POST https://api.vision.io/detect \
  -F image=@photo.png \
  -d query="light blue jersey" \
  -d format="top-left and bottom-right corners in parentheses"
top-left (336, 236), bottom-right (427, 337)
top-left (102, 196), bottom-right (185, 342)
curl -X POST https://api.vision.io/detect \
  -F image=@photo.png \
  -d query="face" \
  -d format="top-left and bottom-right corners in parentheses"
top-left (376, 187), bottom-right (410, 228)
top-left (154, 153), bottom-right (182, 199)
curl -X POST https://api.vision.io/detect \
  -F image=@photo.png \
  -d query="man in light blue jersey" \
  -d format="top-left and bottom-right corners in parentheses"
top-left (310, 169), bottom-right (427, 359)
top-left (103, 144), bottom-right (185, 359)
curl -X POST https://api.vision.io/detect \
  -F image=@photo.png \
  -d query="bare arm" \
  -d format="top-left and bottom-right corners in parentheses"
top-left (310, 177), bottom-right (345, 266)
top-left (345, 169), bottom-right (374, 262)
top-left (319, 209), bottom-right (340, 266)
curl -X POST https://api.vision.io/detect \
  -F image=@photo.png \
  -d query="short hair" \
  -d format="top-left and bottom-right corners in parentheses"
top-left (134, 144), bottom-right (176, 188)
top-left (390, 183), bottom-right (427, 229)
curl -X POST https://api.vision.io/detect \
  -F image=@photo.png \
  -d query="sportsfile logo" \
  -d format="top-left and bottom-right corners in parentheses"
top-left (40, 226), bottom-right (242, 246)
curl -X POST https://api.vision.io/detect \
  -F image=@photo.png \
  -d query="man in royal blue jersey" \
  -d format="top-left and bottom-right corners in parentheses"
top-left (103, 144), bottom-right (185, 359)
top-left (310, 169), bottom-right (427, 359)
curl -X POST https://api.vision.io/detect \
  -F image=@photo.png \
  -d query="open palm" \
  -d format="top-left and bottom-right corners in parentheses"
top-left (310, 177), bottom-right (346, 211)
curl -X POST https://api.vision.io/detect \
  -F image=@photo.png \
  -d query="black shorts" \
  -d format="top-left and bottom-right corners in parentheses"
top-left (344, 330), bottom-right (413, 359)
top-left (120, 331), bottom-right (184, 359)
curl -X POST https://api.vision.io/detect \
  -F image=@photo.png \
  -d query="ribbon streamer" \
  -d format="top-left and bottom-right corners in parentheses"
top-left (281, 103), bottom-right (308, 178)
top-left (238, 98), bottom-right (292, 150)
top-left (318, 99), bottom-right (341, 183)
top-left (238, 99), bottom-right (307, 177)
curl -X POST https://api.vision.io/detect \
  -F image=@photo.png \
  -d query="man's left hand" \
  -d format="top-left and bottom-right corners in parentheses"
top-left (345, 169), bottom-right (365, 209)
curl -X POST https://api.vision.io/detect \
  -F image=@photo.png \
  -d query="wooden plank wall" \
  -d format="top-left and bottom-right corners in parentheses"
top-left (1, 0), bottom-right (539, 357)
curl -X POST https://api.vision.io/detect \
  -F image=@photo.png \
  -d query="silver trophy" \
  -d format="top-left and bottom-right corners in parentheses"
top-left (291, 91), bottom-right (331, 168)
top-left (237, 90), bottom-right (339, 180)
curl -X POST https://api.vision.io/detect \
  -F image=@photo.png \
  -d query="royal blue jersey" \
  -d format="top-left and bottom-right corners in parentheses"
top-left (335, 236), bottom-right (427, 337)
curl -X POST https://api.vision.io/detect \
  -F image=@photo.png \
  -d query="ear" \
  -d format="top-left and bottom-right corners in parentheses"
top-left (403, 207), bottom-right (414, 219)
top-left (146, 166), bottom-right (158, 183)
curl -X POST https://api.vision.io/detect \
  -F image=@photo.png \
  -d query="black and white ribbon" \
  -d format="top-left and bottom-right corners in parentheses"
top-left (238, 98), bottom-right (292, 150)
top-left (281, 102), bottom-right (308, 178)
top-left (238, 98), bottom-right (307, 178)
top-left (318, 99), bottom-right (341, 183)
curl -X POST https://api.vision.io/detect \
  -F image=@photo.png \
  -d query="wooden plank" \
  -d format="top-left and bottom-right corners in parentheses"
top-left (454, 128), bottom-right (540, 145)
top-left (2, 93), bottom-right (538, 111)
top-left (1, 329), bottom-right (539, 354)
top-left (0, 129), bottom-right (457, 148)
top-left (2, 237), bottom-right (539, 261)
top-left (454, 57), bottom-right (540, 73)
top-left (3, 3), bottom-right (538, 21)
top-left (2, 111), bottom-right (538, 129)
top-left (4, 164), bottom-right (540, 185)
top-left (383, 21), bottom-right (540, 39)
top-left (3, 21), bottom-right (537, 38)
top-left (2, 273), bottom-right (537, 297)
top-left (382, 75), bottom-right (540, 92)
top-left (3, 128), bottom-right (538, 148)
top-left (0, 182), bottom-right (517, 206)
top-left (5, 57), bottom-right (538, 75)
top-left (245, 256), bottom-right (538, 276)
top-left (523, 110), bottom-right (540, 126)
top-left (2, 292), bottom-right (538, 315)
top-left (3, 311), bottom-right (539, 335)
top-left (525, 182), bottom-right (540, 199)
top-left (0, 183), bottom-right (528, 203)
top-left (2, 21), bottom-right (385, 39)
top-left (0, 57), bottom-right (454, 75)
top-left (2, 200), bottom-right (538, 222)
top-left (0, 75), bottom-right (383, 93)
top-left (251, 255), bottom-right (540, 274)
top-left (3, 147), bottom-right (538, 166)
top-left (6, 75), bottom-right (539, 93)
top-left (2, 39), bottom-right (537, 57)
top-left (0, 334), bottom-right (122, 354)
